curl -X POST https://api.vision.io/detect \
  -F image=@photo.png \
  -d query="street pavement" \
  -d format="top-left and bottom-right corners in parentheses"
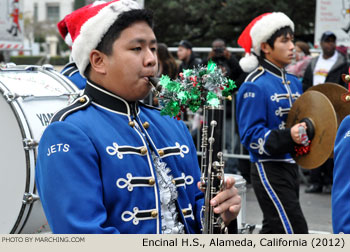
top-left (243, 182), bottom-right (332, 234)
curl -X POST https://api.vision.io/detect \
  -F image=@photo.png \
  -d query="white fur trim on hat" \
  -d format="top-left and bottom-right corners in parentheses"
top-left (251, 12), bottom-right (294, 56)
top-left (65, 33), bottom-right (72, 47)
top-left (239, 53), bottom-right (259, 73)
top-left (72, 0), bottom-right (141, 76)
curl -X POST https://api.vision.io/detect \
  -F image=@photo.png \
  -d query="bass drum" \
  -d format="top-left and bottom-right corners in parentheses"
top-left (0, 64), bottom-right (80, 233)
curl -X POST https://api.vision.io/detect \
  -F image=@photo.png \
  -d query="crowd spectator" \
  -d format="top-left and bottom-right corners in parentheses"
top-left (286, 41), bottom-right (312, 80)
top-left (156, 43), bottom-right (178, 79)
top-left (206, 38), bottom-right (243, 84)
top-left (303, 31), bottom-right (348, 91)
top-left (177, 40), bottom-right (202, 73)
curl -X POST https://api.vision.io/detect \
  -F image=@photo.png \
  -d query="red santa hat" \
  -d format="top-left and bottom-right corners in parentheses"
top-left (237, 12), bottom-right (294, 73)
top-left (57, 0), bottom-right (141, 76)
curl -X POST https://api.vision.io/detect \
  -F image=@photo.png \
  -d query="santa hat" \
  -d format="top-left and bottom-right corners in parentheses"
top-left (57, 0), bottom-right (141, 76)
top-left (237, 12), bottom-right (294, 73)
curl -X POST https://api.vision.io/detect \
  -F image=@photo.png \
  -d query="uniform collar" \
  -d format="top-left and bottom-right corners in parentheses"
top-left (260, 59), bottom-right (286, 78)
top-left (84, 80), bottom-right (139, 116)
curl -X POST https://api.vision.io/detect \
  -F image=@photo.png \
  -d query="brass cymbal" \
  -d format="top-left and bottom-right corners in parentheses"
top-left (307, 83), bottom-right (350, 126)
top-left (286, 90), bottom-right (337, 169)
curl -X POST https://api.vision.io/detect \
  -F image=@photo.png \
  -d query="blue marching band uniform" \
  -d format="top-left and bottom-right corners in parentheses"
top-left (60, 62), bottom-right (87, 90)
top-left (333, 115), bottom-right (350, 234)
top-left (236, 59), bottom-right (308, 233)
top-left (35, 80), bottom-right (204, 234)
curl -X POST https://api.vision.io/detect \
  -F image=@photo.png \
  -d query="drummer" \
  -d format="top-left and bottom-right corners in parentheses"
top-left (235, 12), bottom-right (309, 233)
top-left (35, 0), bottom-right (241, 234)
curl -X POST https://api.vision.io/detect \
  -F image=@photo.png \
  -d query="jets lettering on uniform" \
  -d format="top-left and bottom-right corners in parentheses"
top-left (37, 113), bottom-right (54, 126)
top-left (243, 92), bottom-right (255, 99)
top-left (47, 143), bottom-right (70, 156)
top-left (344, 130), bottom-right (350, 139)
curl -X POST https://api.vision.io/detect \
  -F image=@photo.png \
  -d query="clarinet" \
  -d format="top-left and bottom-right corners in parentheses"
top-left (200, 105), bottom-right (227, 234)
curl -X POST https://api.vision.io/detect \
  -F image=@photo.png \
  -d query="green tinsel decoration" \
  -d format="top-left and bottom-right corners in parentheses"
top-left (158, 60), bottom-right (236, 118)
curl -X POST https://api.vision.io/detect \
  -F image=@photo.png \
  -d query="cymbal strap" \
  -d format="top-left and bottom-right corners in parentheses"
top-left (294, 125), bottom-right (311, 157)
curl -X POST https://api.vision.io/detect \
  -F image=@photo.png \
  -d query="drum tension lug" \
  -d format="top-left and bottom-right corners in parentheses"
top-left (23, 138), bottom-right (39, 150)
top-left (3, 91), bottom-right (18, 102)
top-left (42, 64), bottom-right (54, 70)
top-left (23, 193), bottom-right (39, 204)
top-left (24, 65), bottom-right (40, 71)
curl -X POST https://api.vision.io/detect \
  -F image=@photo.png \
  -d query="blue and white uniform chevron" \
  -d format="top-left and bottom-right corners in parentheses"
top-left (35, 80), bottom-right (204, 234)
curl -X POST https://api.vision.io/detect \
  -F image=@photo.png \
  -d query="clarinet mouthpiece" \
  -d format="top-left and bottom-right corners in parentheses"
top-left (149, 77), bottom-right (162, 95)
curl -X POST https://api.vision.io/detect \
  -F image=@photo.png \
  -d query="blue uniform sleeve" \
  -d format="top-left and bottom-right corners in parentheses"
top-left (236, 82), bottom-right (272, 156)
top-left (35, 121), bottom-right (119, 234)
top-left (332, 115), bottom-right (350, 234)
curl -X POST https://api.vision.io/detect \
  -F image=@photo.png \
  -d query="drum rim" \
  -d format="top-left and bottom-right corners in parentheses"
top-left (0, 81), bottom-right (37, 233)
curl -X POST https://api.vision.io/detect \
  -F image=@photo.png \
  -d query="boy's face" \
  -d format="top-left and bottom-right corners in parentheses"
top-left (102, 21), bottom-right (158, 101)
top-left (263, 33), bottom-right (294, 68)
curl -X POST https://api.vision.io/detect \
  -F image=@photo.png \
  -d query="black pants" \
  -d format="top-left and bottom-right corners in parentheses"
top-left (251, 161), bottom-right (308, 234)
top-left (308, 158), bottom-right (333, 186)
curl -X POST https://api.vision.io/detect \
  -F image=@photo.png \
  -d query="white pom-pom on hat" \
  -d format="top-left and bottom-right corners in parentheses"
top-left (239, 53), bottom-right (259, 73)
top-left (237, 12), bottom-right (294, 73)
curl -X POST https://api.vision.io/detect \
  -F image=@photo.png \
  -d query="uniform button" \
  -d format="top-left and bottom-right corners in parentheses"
top-left (172, 179), bottom-right (176, 185)
top-left (346, 95), bottom-right (350, 101)
top-left (128, 121), bottom-right (135, 127)
top-left (286, 94), bottom-right (290, 98)
top-left (258, 66), bottom-right (263, 71)
top-left (140, 147), bottom-right (148, 155)
top-left (148, 178), bottom-right (155, 185)
top-left (182, 209), bottom-right (188, 215)
top-left (158, 149), bottom-right (164, 157)
top-left (345, 75), bottom-right (350, 82)
top-left (151, 210), bottom-right (158, 218)
top-left (79, 97), bottom-right (86, 103)
top-left (142, 122), bottom-right (150, 129)
top-left (286, 81), bottom-right (291, 85)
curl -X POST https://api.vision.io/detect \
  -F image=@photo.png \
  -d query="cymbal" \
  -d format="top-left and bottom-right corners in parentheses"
top-left (307, 83), bottom-right (350, 126)
top-left (286, 90), bottom-right (337, 169)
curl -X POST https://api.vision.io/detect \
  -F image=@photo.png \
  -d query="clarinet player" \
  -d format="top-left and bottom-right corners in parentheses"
top-left (236, 12), bottom-right (309, 233)
top-left (35, 0), bottom-right (241, 234)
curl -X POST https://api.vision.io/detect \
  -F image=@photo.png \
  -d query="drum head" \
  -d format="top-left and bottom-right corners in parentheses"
top-left (286, 91), bottom-right (337, 169)
top-left (0, 97), bottom-right (27, 233)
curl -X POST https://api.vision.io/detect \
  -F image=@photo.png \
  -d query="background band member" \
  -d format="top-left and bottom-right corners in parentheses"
top-left (236, 12), bottom-right (308, 234)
